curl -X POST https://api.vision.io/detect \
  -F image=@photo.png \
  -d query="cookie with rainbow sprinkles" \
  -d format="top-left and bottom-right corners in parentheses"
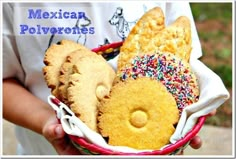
top-left (119, 52), bottom-right (199, 113)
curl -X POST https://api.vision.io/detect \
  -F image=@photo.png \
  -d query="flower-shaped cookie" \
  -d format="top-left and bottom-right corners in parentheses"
top-left (98, 78), bottom-right (179, 150)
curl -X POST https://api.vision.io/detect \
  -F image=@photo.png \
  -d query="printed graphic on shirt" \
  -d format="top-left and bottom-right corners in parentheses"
top-left (47, 13), bottom-right (92, 48)
top-left (46, 5), bottom-right (147, 57)
top-left (97, 5), bottom-right (148, 60)
top-left (99, 38), bottom-right (111, 46)
top-left (108, 7), bottom-right (136, 40)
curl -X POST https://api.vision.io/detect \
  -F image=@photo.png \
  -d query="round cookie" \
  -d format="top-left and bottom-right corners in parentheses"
top-left (119, 53), bottom-right (199, 112)
top-left (98, 78), bottom-right (179, 150)
top-left (67, 55), bottom-right (116, 132)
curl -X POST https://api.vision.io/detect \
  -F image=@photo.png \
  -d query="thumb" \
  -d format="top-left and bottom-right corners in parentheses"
top-left (43, 124), bottom-right (65, 142)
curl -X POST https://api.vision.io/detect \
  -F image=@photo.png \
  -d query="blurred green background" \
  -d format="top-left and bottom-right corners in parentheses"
top-left (190, 3), bottom-right (232, 127)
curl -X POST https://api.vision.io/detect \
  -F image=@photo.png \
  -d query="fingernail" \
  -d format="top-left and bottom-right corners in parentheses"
top-left (55, 126), bottom-right (63, 136)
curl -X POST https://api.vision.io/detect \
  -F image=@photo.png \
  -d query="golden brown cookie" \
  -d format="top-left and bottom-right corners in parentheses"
top-left (143, 16), bottom-right (192, 61)
top-left (118, 53), bottom-right (199, 113)
top-left (98, 78), bottom-right (179, 150)
top-left (43, 40), bottom-right (87, 98)
top-left (117, 7), bottom-right (165, 73)
top-left (67, 55), bottom-right (116, 132)
top-left (58, 49), bottom-right (94, 104)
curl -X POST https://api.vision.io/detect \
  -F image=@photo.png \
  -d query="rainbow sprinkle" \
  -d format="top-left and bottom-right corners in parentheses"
top-left (120, 54), bottom-right (199, 112)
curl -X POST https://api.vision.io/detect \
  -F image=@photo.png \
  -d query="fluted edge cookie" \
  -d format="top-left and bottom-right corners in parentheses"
top-left (43, 40), bottom-right (87, 98)
top-left (58, 49), bottom-right (94, 104)
top-left (67, 55), bottom-right (116, 132)
top-left (98, 78), bottom-right (179, 150)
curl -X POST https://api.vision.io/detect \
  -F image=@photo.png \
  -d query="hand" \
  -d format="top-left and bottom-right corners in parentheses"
top-left (190, 109), bottom-right (217, 148)
top-left (178, 109), bottom-right (217, 155)
top-left (42, 115), bottom-right (81, 155)
top-left (3, 78), bottom-right (81, 155)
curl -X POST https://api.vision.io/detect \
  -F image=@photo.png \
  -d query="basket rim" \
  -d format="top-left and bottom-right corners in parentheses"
top-left (50, 95), bottom-right (206, 155)
top-left (67, 42), bottom-right (207, 155)
top-left (91, 41), bottom-right (123, 53)
top-left (69, 116), bottom-right (206, 155)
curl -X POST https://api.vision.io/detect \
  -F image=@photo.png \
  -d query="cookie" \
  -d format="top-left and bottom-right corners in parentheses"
top-left (67, 55), bottom-right (116, 132)
top-left (117, 7), bottom-right (165, 73)
top-left (143, 16), bottom-right (192, 61)
top-left (98, 77), bottom-right (179, 150)
top-left (43, 40), bottom-right (86, 98)
top-left (58, 48), bottom-right (94, 104)
top-left (119, 53), bottom-right (199, 112)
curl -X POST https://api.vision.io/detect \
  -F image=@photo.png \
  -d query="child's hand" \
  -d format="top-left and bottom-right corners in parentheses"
top-left (42, 115), bottom-right (81, 155)
top-left (189, 109), bottom-right (217, 149)
top-left (178, 109), bottom-right (217, 155)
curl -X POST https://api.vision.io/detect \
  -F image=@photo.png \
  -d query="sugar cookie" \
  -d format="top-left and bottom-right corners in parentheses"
top-left (68, 55), bottom-right (116, 131)
top-left (43, 40), bottom-right (87, 98)
top-left (98, 78), bottom-right (179, 150)
top-left (58, 49), bottom-right (93, 104)
top-left (119, 53), bottom-right (199, 112)
top-left (117, 7), bottom-right (165, 73)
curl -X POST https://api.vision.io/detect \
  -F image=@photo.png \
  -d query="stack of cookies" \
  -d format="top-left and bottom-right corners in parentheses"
top-left (98, 7), bottom-right (199, 150)
top-left (43, 7), bottom-right (200, 151)
top-left (43, 40), bottom-right (116, 132)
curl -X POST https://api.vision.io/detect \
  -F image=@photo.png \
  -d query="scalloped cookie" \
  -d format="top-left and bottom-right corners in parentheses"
top-left (58, 49), bottom-right (94, 104)
top-left (43, 40), bottom-right (89, 98)
top-left (98, 78), bottom-right (179, 150)
top-left (68, 55), bottom-right (116, 132)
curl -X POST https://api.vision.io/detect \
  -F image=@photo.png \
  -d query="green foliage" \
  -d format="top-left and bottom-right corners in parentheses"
top-left (190, 3), bottom-right (232, 22)
top-left (214, 48), bottom-right (231, 60)
top-left (205, 110), bottom-right (232, 127)
top-left (211, 65), bottom-right (232, 88)
top-left (190, 3), bottom-right (232, 127)
top-left (198, 30), bottom-right (225, 42)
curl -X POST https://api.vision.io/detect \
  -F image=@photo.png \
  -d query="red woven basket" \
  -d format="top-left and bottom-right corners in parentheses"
top-left (52, 42), bottom-right (207, 155)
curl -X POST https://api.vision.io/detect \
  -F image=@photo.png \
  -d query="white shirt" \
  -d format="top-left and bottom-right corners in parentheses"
top-left (3, 2), bottom-right (202, 155)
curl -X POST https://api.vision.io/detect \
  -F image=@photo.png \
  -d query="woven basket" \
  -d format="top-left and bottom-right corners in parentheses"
top-left (52, 42), bottom-right (207, 155)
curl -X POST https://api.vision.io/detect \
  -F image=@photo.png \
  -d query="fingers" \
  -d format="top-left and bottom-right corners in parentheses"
top-left (42, 115), bottom-right (65, 142)
top-left (188, 109), bottom-right (216, 150)
top-left (51, 135), bottom-right (81, 155)
top-left (177, 135), bottom-right (202, 155)
top-left (45, 124), bottom-right (65, 141)
top-left (180, 109), bottom-right (216, 154)
top-left (190, 136), bottom-right (202, 149)
top-left (44, 124), bottom-right (81, 154)
top-left (42, 116), bottom-right (81, 155)
top-left (208, 109), bottom-right (217, 117)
